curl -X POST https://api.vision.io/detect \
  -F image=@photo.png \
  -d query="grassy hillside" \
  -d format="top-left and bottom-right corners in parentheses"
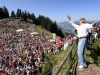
top-left (35, 25), bottom-right (53, 37)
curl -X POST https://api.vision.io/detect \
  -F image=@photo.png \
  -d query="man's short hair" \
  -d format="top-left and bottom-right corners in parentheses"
top-left (79, 18), bottom-right (86, 23)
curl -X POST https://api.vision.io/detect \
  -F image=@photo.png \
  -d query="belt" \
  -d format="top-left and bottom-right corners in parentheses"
top-left (78, 36), bottom-right (87, 39)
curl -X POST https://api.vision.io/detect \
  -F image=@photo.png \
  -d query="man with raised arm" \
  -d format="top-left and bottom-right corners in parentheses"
top-left (67, 14), bottom-right (97, 69)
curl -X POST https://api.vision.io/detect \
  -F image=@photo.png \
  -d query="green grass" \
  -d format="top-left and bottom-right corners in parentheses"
top-left (54, 48), bottom-right (70, 75)
top-left (35, 25), bottom-right (53, 37)
top-left (37, 54), bottom-right (56, 75)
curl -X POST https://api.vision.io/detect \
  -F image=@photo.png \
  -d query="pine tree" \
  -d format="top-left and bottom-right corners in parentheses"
top-left (30, 13), bottom-right (36, 23)
top-left (11, 11), bottom-right (16, 17)
top-left (16, 9), bottom-right (22, 17)
top-left (22, 10), bottom-right (28, 20)
top-left (3, 6), bottom-right (9, 18)
top-left (0, 7), bottom-right (5, 19)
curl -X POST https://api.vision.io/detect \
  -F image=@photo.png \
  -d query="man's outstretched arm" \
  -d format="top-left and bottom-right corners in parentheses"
top-left (67, 14), bottom-right (79, 29)
top-left (67, 14), bottom-right (72, 22)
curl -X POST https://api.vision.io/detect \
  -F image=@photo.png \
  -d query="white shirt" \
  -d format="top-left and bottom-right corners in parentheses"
top-left (70, 21), bottom-right (93, 37)
top-left (94, 32), bottom-right (98, 38)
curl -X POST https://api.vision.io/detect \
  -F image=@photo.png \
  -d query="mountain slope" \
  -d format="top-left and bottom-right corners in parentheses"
top-left (57, 21), bottom-right (75, 34)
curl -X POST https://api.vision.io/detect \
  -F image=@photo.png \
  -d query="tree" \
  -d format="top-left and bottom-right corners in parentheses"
top-left (16, 9), bottom-right (22, 17)
top-left (3, 6), bottom-right (9, 18)
top-left (22, 10), bottom-right (28, 20)
top-left (27, 12), bottom-right (30, 19)
top-left (35, 18), bottom-right (40, 25)
top-left (46, 17), bottom-right (52, 29)
top-left (41, 18), bottom-right (46, 28)
top-left (57, 28), bottom-right (64, 38)
top-left (30, 13), bottom-right (36, 23)
top-left (47, 23), bottom-right (52, 32)
top-left (35, 15), bottom-right (41, 25)
top-left (0, 7), bottom-right (5, 19)
top-left (11, 11), bottom-right (16, 17)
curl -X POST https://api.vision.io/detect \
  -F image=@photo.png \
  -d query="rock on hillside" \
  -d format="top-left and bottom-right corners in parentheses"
top-left (76, 63), bottom-right (100, 75)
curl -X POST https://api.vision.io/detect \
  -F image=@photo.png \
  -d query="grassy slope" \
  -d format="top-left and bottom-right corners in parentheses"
top-left (35, 25), bottom-right (53, 37)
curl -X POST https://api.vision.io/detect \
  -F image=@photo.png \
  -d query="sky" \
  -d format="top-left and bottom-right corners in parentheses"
top-left (0, 0), bottom-right (100, 23)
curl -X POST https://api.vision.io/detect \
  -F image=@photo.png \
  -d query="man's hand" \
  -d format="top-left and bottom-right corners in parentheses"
top-left (67, 14), bottom-right (71, 21)
top-left (92, 22), bottom-right (98, 27)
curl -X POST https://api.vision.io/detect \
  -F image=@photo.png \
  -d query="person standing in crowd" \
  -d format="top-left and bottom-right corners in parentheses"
top-left (67, 14), bottom-right (97, 69)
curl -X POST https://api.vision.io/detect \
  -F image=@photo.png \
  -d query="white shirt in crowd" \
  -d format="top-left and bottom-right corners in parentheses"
top-left (70, 21), bottom-right (93, 38)
top-left (94, 32), bottom-right (98, 39)
top-left (64, 41), bottom-right (68, 50)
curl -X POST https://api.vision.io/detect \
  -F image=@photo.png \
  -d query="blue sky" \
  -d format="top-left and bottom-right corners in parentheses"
top-left (0, 0), bottom-right (100, 23)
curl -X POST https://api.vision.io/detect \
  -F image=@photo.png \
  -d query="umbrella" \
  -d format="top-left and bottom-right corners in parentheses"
top-left (30, 32), bottom-right (39, 35)
top-left (16, 29), bottom-right (23, 32)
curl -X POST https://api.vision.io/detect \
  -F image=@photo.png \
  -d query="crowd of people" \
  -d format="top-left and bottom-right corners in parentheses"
top-left (0, 18), bottom-right (76, 75)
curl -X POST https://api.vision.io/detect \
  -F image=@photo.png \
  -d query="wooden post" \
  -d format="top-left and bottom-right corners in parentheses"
top-left (69, 50), bottom-right (72, 69)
